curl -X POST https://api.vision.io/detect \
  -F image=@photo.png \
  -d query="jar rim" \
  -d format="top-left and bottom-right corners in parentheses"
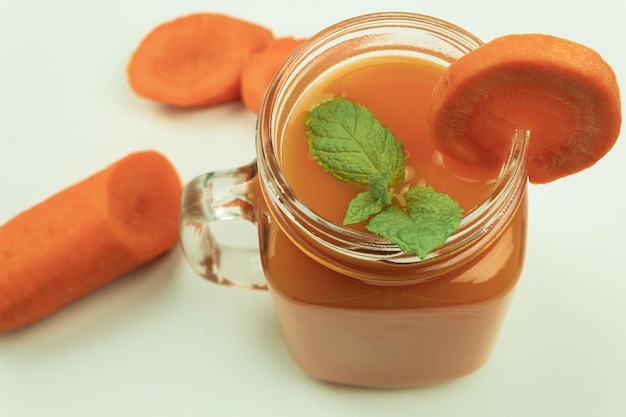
top-left (256, 12), bottom-right (528, 282)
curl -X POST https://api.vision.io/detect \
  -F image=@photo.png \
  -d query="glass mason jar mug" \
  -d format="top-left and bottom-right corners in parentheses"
top-left (179, 12), bottom-right (528, 388)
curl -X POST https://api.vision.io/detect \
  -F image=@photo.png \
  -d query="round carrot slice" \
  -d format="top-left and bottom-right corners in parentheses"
top-left (241, 37), bottom-right (305, 113)
top-left (428, 34), bottom-right (621, 184)
top-left (127, 13), bottom-right (274, 108)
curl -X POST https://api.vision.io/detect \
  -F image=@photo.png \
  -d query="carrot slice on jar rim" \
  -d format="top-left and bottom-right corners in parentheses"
top-left (427, 33), bottom-right (621, 184)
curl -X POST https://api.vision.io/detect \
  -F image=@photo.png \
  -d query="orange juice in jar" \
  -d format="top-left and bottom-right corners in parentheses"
top-left (180, 13), bottom-right (529, 388)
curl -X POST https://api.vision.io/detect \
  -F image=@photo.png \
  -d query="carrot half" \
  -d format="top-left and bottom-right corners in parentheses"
top-left (240, 37), bottom-right (305, 113)
top-left (428, 34), bottom-right (621, 184)
top-left (127, 13), bottom-right (274, 108)
top-left (0, 151), bottom-right (182, 334)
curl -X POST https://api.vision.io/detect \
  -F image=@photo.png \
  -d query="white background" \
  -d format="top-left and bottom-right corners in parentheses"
top-left (1, 0), bottom-right (625, 416)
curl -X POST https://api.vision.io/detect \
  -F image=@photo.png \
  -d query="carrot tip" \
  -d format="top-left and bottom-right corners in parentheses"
top-left (0, 150), bottom-right (182, 334)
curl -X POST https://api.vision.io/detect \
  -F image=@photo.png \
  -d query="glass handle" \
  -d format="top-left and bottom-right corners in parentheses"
top-left (179, 160), bottom-right (266, 290)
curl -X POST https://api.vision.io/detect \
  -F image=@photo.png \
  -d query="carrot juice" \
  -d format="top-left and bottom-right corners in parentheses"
top-left (256, 50), bottom-right (527, 386)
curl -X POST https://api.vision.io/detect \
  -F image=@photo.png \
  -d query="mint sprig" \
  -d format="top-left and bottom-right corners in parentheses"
top-left (306, 97), bottom-right (463, 258)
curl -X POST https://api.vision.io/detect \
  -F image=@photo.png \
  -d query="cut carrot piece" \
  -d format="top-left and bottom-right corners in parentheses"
top-left (0, 151), bottom-right (182, 334)
top-left (428, 34), bottom-right (621, 184)
top-left (240, 37), bottom-right (305, 113)
top-left (127, 13), bottom-right (274, 108)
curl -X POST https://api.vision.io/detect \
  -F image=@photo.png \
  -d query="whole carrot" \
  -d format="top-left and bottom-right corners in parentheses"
top-left (0, 151), bottom-right (182, 334)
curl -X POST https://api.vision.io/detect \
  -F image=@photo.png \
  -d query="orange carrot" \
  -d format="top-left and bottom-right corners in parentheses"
top-left (127, 13), bottom-right (274, 108)
top-left (0, 151), bottom-right (182, 334)
top-left (241, 37), bottom-right (305, 113)
top-left (428, 34), bottom-right (621, 184)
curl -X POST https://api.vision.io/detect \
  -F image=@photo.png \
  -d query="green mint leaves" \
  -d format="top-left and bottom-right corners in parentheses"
top-left (306, 97), bottom-right (463, 259)
top-left (305, 97), bottom-right (406, 186)
top-left (366, 186), bottom-right (463, 257)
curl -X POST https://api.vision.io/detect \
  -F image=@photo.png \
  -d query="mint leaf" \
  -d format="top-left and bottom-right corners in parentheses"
top-left (306, 97), bottom-right (406, 185)
top-left (344, 173), bottom-right (392, 225)
top-left (366, 186), bottom-right (463, 258)
top-left (366, 206), bottom-right (427, 255)
top-left (405, 186), bottom-right (463, 238)
top-left (344, 191), bottom-right (386, 224)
